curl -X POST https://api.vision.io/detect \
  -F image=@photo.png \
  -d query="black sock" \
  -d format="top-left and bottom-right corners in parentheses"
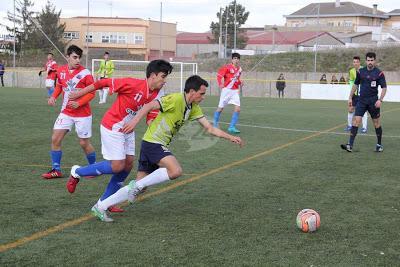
top-left (375, 126), bottom-right (382, 145)
top-left (349, 126), bottom-right (358, 147)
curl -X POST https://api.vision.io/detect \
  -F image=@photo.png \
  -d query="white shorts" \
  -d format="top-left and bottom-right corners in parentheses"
top-left (100, 125), bottom-right (135, 160)
top-left (53, 113), bottom-right (92, 138)
top-left (218, 88), bottom-right (240, 108)
top-left (45, 79), bottom-right (55, 88)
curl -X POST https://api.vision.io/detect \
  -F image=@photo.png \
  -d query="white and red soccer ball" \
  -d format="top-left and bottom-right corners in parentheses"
top-left (296, 209), bottom-right (321, 233)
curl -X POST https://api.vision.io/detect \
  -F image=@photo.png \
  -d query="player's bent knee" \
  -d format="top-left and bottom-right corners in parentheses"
top-left (168, 167), bottom-right (182, 180)
top-left (111, 160), bottom-right (125, 173)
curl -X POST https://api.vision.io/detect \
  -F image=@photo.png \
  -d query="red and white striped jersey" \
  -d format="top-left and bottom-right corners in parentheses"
top-left (94, 77), bottom-right (162, 131)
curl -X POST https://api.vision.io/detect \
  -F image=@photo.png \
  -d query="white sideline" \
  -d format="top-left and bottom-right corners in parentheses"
top-left (215, 121), bottom-right (400, 139)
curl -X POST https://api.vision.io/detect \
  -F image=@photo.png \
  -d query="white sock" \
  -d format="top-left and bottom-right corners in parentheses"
top-left (98, 186), bottom-right (129, 211)
top-left (98, 89), bottom-right (103, 102)
top-left (347, 112), bottom-right (354, 127)
top-left (136, 168), bottom-right (170, 190)
top-left (102, 88), bottom-right (109, 103)
top-left (362, 114), bottom-right (368, 129)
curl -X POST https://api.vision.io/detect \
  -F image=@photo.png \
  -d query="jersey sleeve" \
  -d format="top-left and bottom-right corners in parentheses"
top-left (216, 65), bottom-right (227, 87)
top-left (354, 70), bottom-right (361, 86)
top-left (76, 74), bottom-right (95, 106)
top-left (96, 61), bottom-right (103, 74)
top-left (189, 104), bottom-right (204, 121)
top-left (158, 94), bottom-right (177, 113)
top-left (377, 71), bottom-right (387, 88)
top-left (52, 82), bottom-right (62, 98)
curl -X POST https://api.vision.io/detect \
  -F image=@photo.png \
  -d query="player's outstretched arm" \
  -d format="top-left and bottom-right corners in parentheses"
top-left (69, 84), bottom-right (96, 100)
top-left (197, 117), bottom-right (243, 147)
top-left (121, 100), bottom-right (161, 134)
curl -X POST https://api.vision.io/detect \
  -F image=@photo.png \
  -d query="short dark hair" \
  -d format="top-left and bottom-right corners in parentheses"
top-left (104, 51), bottom-right (109, 55)
top-left (184, 75), bottom-right (208, 93)
top-left (232, 52), bottom-right (240, 59)
top-left (48, 52), bottom-right (54, 56)
top-left (366, 52), bottom-right (376, 59)
top-left (146, 59), bottom-right (173, 78)
top-left (67, 45), bottom-right (83, 58)
top-left (353, 56), bottom-right (360, 61)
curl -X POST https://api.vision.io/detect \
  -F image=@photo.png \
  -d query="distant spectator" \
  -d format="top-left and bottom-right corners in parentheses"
top-left (320, 74), bottom-right (327, 84)
top-left (0, 60), bottom-right (5, 87)
top-left (339, 75), bottom-right (346, 84)
top-left (331, 74), bottom-right (339, 84)
top-left (276, 73), bottom-right (286, 98)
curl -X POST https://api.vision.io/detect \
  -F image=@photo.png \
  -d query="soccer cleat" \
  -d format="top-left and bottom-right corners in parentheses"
top-left (127, 180), bottom-right (142, 204)
top-left (344, 126), bottom-right (352, 132)
top-left (41, 169), bottom-right (63, 179)
top-left (340, 144), bottom-right (353, 152)
top-left (361, 128), bottom-right (367, 134)
top-left (91, 204), bottom-right (113, 222)
top-left (66, 165), bottom-right (81, 193)
top-left (108, 205), bottom-right (125, 213)
top-left (375, 144), bottom-right (384, 152)
top-left (228, 127), bottom-right (240, 134)
top-left (66, 176), bottom-right (79, 193)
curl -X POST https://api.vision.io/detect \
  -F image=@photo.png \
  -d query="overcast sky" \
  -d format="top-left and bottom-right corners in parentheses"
top-left (0, 0), bottom-right (398, 33)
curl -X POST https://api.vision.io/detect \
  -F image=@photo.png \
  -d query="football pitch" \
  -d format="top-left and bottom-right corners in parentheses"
top-left (1, 87), bottom-right (399, 265)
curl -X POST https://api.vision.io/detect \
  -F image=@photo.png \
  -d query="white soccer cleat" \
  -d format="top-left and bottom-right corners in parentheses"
top-left (91, 204), bottom-right (113, 222)
top-left (70, 165), bottom-right (81, 178)
top-left (127, 180), bottom-right (142, 204)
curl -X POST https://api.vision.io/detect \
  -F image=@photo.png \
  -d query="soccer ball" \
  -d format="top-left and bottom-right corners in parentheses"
top-left (296, 209), bottom-right (320, 233)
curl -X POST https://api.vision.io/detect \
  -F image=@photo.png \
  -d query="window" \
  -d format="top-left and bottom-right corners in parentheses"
top-left (344, 21), bottom-right (352, 27)
top-left (101, 34), bottom-right (110, 43)
top-left (118, 34), bottom-right (127, 44)
top-left (135, 34), bottom-right (144, 44)
top-left (63, 32), bottom-right (79, 39)
top-left (85, 34), bottom-right (93, 43)
top-left (110, 34), bottom-right (118, 44)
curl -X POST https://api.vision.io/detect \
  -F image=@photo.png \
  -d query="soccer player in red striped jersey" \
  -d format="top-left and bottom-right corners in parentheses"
top-left (42, 45), bottom-right (97, 179)
top-left (213, 52), bottom-right (243, 134)
top-left (39, 52), bottom-right (58, 98)
top-left (66, 60), bottom-right (173, 213)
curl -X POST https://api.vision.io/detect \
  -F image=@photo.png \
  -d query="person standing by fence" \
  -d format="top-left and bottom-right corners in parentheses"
top-left (276, 73), bottom-right (286, 98)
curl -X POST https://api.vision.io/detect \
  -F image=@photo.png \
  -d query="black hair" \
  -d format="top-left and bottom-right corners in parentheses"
top-left (146, 59), bottom-right (173, 78)
top-left (48, 52), bottom-right (54, 56)
top-left (184, 75), bottom-right (208, 93)
top-left (353, 56), bottom-right (360, 61)
top-left (366, 52), bottom-right (376, 59)
top-left (232, 52), bottom-right (240, 59)
top-left (67, 45), bottom-right (83, 58)
top-left (104, 51), bottom-right (109, 55)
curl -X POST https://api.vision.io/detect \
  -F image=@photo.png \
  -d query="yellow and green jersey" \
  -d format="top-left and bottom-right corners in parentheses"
top-left (349, 67), bottom-right (362, 96)
top-left (96, 59), bottom-right (115, 78)
top-left (143, 93), bottom-right (204, 146)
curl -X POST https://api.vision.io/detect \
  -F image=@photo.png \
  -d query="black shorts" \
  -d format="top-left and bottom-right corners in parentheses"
top-left (138, 141), bottom-right (173, 173)
top-left (355, 97), bottom-right (380, 119)
top-left (351, 95), bottom-right (359, 107)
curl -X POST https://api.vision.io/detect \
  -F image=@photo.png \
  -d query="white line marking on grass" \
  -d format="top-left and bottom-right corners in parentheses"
top-left (217, 121), bottom-right (400, 139)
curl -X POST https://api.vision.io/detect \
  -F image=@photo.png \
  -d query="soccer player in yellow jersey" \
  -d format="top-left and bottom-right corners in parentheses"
top-left (96, 51), bottom-right (115, 104)
top-left (91, 75), bottom-right (243, 222)
top-left (346, 56), bottom-right (367, 133)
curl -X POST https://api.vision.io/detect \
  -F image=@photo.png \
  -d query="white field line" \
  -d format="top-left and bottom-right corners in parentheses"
top-left (216, 121), bottom-right (400, 139)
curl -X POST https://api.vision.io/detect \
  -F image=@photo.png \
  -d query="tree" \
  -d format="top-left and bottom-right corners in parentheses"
top-left (28, 0), bottom-right (66, 52)
top-left (209, 1), bottom-right (249, 50)
top-left (7, 0), bottom-right (65, 54)
top-left (6, 0), bottom-right (36, 53)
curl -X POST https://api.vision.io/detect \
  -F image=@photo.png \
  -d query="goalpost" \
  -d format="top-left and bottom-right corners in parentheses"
top-left (91, 59), bottom-right (198, 93)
